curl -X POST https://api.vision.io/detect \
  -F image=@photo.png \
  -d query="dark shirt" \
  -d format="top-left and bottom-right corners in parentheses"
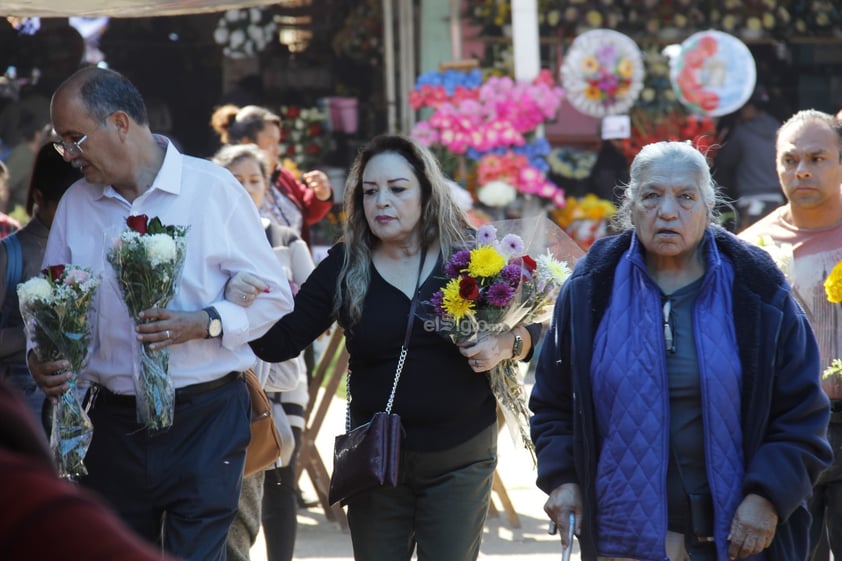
top-left (251, 244), bottom-right (503, 451)
top-left (664, 276), bottom-right (710, 533)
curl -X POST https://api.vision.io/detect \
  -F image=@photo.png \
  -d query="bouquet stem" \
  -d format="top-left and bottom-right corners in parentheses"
top-left (488, 359), bottom-right (536, 466)
top-left (50, 373), bottom-right (93, 479)
top-left (134, 340), bottom-right (175, 432)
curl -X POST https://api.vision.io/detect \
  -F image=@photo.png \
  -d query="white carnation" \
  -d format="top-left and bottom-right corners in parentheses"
top-left (144, 234), bottom-right (177, 266)
top-left (17, 277), bottom-right (53, 304)
top-left (477, 180), bottom-right (517, 208)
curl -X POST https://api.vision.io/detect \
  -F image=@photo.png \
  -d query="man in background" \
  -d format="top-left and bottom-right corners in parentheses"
top-left (739, 109), bottom-right (842, 561)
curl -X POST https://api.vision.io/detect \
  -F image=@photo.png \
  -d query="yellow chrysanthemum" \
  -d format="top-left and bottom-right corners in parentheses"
top-left (824, 260), bottom-right (842, 303)
top-left (442, 277), bottom-right (474, 321)
top-left (584, 84), bottom-right (603, 101)
top-left (581, 56), bottom-right (599, 74)
top-left (617, 59), bottom-right (635, 80)
top-left (467, 245), bottom-right (506, 279)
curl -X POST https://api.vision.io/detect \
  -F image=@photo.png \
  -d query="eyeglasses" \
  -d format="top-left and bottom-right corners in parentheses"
top-left (53, 135), bottom-right (88, 158)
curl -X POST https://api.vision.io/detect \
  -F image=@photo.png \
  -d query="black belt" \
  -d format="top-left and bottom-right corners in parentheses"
top-left (93, 371), bottom-right (242, 408)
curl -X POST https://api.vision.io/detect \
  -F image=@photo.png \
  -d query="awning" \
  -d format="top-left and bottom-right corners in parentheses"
top-left (2, 0), bottom-right (279, 18)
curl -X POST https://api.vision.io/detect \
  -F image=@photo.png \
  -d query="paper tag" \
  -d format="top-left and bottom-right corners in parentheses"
top-left (601, 115), bottom-right (631, 139)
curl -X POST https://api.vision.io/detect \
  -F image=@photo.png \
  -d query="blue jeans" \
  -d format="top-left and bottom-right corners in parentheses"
top-left (3, 364), bottom-right (47, 431)
top-left (82, 376), bottom-right (251, 561)
top-left (808, 415), bottom-right (842, 561)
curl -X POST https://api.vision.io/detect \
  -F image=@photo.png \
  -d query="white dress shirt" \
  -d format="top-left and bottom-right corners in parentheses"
top-left (42, 137), bottom-right (293, 393)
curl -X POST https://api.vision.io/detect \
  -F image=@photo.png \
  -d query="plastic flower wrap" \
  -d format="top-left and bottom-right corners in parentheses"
top-left (18, 264), bottom-right (100, 478)
top-left (754, 235), bottom-right (794, 281)
top-left (422, 218), bottom-right (584, 463)
top-left (107, 215), bottom-right (189, 432)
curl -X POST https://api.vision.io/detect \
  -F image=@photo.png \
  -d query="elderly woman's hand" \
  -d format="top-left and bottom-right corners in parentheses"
top-left (225, 271), bottom-right (269, 308)
top-left (545, 482), bottom-right (583, 549)
top-left (727, 493), bottom-right (778, 559)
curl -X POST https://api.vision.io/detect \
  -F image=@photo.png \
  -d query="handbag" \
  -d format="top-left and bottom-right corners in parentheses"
top-left (328, 251), bottom-right (427, 506)
top-left (243, 368), bottom-right (283, 477)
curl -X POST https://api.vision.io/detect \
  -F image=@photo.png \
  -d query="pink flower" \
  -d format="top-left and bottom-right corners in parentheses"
top-left (64, 268), bottom-right (91, 286)
top-left (410, 121), bottom-right (439, 147)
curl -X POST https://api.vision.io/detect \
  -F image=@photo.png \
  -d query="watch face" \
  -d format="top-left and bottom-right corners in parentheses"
top-left (512, 335), bottom-right (523, 356)
top-left (209, 318), bottom-right (222, 337)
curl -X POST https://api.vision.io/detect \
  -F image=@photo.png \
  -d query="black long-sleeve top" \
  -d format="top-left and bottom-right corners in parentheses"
top-left (251, 243), bottom-right (539, 452)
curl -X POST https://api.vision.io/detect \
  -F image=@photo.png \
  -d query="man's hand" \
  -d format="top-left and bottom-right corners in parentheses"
top-left (135, 308), bottom-right (209, 350)
top-left (727, 493), bottom-right (778, 559)
top-left (27, 351), bottom-right (71, 400)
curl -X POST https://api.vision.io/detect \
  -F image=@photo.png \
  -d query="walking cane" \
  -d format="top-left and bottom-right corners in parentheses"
top-left (548, 512), bottom-right (576, 561)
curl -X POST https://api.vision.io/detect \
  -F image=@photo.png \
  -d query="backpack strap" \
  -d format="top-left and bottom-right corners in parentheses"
top-left (1, 235), bottom-right (23, 328)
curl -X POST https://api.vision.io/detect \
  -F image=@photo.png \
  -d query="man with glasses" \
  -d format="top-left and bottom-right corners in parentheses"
top-left (28, 66), bottom-right (294, 561)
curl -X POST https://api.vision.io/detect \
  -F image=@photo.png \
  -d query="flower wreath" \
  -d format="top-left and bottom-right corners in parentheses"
top-left (213, 7), bottom-right (278, 59)
top-left (560, 28), bottom-right (645, 118)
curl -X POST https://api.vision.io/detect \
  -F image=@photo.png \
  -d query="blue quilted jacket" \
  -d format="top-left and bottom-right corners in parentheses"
top-left (530, 227), bottom-right (832, 561)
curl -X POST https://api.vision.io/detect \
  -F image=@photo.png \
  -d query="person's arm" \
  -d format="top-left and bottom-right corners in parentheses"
top-left (740, 294), bottom-right (832, 520)
top-left (276, 168), bottom-right (333, 226)
top-left (529, 283), bottom-right (579, 495)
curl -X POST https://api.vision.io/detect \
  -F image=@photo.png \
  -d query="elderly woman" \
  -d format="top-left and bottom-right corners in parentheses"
top-left (530, 141), bottom-right (831, 561)
top-left (229, 134), bottom-right (540, 561)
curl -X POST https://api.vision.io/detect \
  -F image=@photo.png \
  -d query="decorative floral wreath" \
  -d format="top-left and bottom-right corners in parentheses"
top-left (669, 30), bottom-right (756, 117)
top-left (213, 7), bottom-right (278, 59)
top-left (560, 29), bottom-right (645, 118)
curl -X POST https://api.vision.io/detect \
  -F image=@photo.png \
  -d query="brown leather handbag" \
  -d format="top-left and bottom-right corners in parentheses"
top-left (243, 368), bottom-right (283, 477)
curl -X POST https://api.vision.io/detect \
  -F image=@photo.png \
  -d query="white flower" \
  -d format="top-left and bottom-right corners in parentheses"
top-left (214, 26), bottom-right (229, 45)
top-left (248, 24), bottom-right (262, 43)
top-left (144, 234), bottom-right (177, 266)
top-left (498, 233), bottom-right (525, 258)
top-left (225, 9), bottom-right (240, 22)
top-left (17, 277), bottom-right (53, 304)
top-left (535, 252), bottom-right (572, 291)
top-left (230, 29), bottom-right (245, 49)
top-left (477, 180), bottom-right (517, 208)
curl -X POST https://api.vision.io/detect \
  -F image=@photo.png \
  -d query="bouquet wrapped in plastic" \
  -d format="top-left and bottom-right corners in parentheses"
top-left (18, 264), bottom-right (100, 478)
top-left (424, 218), bottom-right (583, 463)
top-left (107, 215), bottom-right (189, 432)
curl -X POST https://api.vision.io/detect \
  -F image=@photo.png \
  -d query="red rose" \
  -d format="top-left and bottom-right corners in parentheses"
top-left (286, 106), bottom-right (301, 119)
top-left (44, 264), bottom-right (65, 281)
top-left (308, 123), bottom-right (323, 137)
top-left (459, 276), bottom-right (480, 301)
top-left (305, 143), bottom-right (321, 155)
top-left (286, 145), bottom-right (297, 156)
top-left (522, 255), bottom-right (537, 273)
top-left (126, 214), bottom-right (149, 234)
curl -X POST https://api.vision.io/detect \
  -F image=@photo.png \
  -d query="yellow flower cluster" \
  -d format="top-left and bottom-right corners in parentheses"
top-left (467, 246), bottom-right (506, 278)
top-left (550, 194), bottom-right (617, 229)
top-left (442, 277), bottom-right (474, 321)
top-left (825, 260), bottom-right (842, 304)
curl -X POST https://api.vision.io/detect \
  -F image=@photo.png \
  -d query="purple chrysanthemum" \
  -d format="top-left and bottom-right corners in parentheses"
top-left (499, 233), bottom-right (524, 257)
top-left (500, 263), bottom-right (522, 287)
top-left (486, 282), bottom-right (515, 307)
top-left (430, 290), bottom-right (447, 317)
top-left (476, 224), bottom-right (498, 246)
top-left (445, 249), bottom-right (471, 277)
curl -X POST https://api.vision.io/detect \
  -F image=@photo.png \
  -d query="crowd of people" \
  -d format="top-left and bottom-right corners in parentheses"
top-left (0, 55), bottom-right (840, 561)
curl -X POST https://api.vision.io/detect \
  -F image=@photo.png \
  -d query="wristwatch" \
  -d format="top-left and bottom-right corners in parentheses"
top-left (204, 306), bottom-right (222, 338)
top-left (511, 333), bottom-right (523, 358)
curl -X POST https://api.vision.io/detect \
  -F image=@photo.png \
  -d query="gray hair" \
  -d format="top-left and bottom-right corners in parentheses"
top-left (211, 143), bottom-right (270, 177)
top-left (612, 141), bottom-right (724, 231)
top-left (62, 67), bottom-right (149, 126)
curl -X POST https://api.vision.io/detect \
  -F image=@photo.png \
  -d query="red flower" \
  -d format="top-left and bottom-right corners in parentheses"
top-left (305, 143), bottom-right (321, 156)
top-left (126, 214), bottom-right (149, 234)
top-left (522, 255), bottom-right (537, 273)
top-left (285, 106), bottom-right (301, 119)
top-left (459, 276), bottom-right (480, 301)
top-left (43, 264), bottom-right (65, 281)
top-left (286, 145), bottom-right (297, 156)
top-left (308, 123), bottom-right (323, 137)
